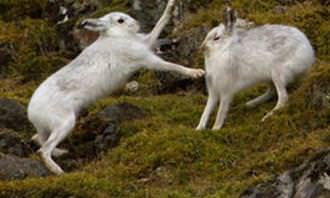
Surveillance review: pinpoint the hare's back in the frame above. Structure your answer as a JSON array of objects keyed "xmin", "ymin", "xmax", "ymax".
[{"xmin": 242, "ymin": 25, "xmax": 310, "ymax": 53}]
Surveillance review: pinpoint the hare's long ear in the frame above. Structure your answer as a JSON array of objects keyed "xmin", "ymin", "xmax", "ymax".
[{"xmin": 223, "ymin": 7, "xmax": 237, "ymax": 34}]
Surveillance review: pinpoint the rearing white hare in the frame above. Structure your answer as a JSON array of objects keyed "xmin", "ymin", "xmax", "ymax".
[
  {"xmin": 196, "ymin": 7, "xmax": 315, "ymax": 131},
  {"xmin": 28, "ymin": 0, "xmax": 204, "ymax": 175}
]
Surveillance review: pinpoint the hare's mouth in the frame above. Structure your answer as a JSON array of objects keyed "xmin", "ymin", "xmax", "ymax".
[{"xmin": 80, "ymin": 19, "xmax": 107, "ymax": 32}]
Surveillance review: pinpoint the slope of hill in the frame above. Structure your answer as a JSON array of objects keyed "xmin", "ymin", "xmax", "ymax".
[{"xmin": 0, "ymin": 0, "xmax": 329, "ymax": 197}]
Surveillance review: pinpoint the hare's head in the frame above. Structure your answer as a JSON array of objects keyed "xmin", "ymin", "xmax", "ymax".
[
  {"xmin": 80, "ymin": 12, "xmax": 140, "ymax": 36},
  {"xmin": 200, "ymin": 7, "xmax": 238, "ymax": 52}
]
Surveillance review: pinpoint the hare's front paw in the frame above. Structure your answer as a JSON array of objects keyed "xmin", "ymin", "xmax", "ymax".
[{"xmin": 187, "ymin": 68, "xmax": 205, "ymax": 78}]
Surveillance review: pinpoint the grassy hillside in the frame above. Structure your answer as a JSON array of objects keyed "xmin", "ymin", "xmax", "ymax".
[{"xmin": 0, "ymin": 0, "xmax": 329, "ymax": 197}]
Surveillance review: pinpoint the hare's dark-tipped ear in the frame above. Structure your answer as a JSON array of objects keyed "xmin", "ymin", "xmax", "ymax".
[{"xmin": 223, "ymin": 7, "xmax": 237, "ymax": 33}]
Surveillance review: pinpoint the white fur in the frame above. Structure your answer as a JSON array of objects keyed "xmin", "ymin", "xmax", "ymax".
[
  {"xmin": 28, "ymin": 0, "xmax": 204, "ymax": 175},
  {"xmin": 196, "ymin": 11, "xmax": 315, "ymax": 131}
]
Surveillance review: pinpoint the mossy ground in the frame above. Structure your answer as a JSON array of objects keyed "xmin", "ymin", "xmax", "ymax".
[
  {"xmin": 0, "ymin": 0, "xmax": 329, "ymax": 197},
  {"xmin": 0, "ymin": 61, "xmax": 329, "ymax": 197}
]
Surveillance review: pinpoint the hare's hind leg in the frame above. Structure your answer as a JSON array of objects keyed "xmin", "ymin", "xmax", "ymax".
[
  {"xmin": 38, "ymin": 113, "xmax": 76, "ymax": 175},
  {"xmin": 32, "ymin": 130, "xmax": 68, "ymax": 157},
  {"xmin": 246, "ymin": 85, "xmax": 276, "ymax": 108},
  {"xmin": 31, "ymin": 129, "xmax": 49, "ymax": 146},
  {"xmin": 261, "ymin": 72, "xmax": 288, "ymax": 122}
]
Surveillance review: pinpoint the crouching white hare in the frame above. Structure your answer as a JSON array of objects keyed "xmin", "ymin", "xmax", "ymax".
[
  {"xmin": 196, "ymin": 7, "xmax": 315, "ymax": 131},
  {"xmin": 28, "ymin": 0, "xmax": 204, "ymax": 175}
]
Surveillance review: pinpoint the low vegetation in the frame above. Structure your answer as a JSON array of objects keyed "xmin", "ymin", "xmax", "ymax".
[{"xmin": 0, "ymin": 0, "xmax": 329, "ymax": 197}]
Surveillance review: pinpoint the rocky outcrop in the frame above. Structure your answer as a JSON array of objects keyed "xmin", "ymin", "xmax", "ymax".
[
  {"xmin": 129, "ymin": 0, "xmax": 170, "ymax": 32},
  {"xmin": 127, "ymin": 0, "xmax": 210, "ymax": 93},
  {"xmin": 155, "ymin": 26, "xmax": 208, "ymax": 93},
  {"xmin": 44, "ymin": 0, "xmax": 104, "ymax": 54},
  {"xmin": 62, "ymin": 102, "xmax": 147, "ymax": 170},
  {"xmin": 45, "ymin": 0, "xmax": 103, "ymax": 23},
  {"xmin": 98, "ymin": 102, "xmax": 147, "ymax": 123},
  {"xmin": 241, "ymin": 149, "xmax": 330, "ymax": 198},
  {"xmin": 0, "ymin": 154, "xmax": 50, "ymax": 181},
  {"xmin": 78, "ymin": 102, "xmax": 147, "ymax": 153},
  {"xmin": 319, "ymin": 0, "xmax": 330, "ymax": 5},
  {"xmin": 0, "ymin": 125, "xmax": 49, "ymax": 181},
  {"xmin": 0, "ymin": 102, "xmax": 147, "ymax": 176},
  {"xmin": 0, "ymin": 98, "xmax": 31, "ymax": 131},
  {"xmin": 166, "ymin": 26, "xmax": 208, "ymax": 65},
  {"xmin": 82, "ymin": 102, "xmax": 147, "ymax": 152},
  {"xmin": 129, "ymin": 0, "xmax": 211, "ymax": 32},
  {"xmin": 0, "ymin": 129, "xmax": 33, "ymax": 157}
]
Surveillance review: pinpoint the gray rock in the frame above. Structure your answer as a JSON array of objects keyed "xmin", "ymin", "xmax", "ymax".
[
  {"xmin": 94, "ymin": 122, "xmax": 120, "ymax": 151},
  {"xmin": 45, "ymin": 0, "xmax": 104, "ymax": 53},
  {"xmin": 166, "ymin": 26, "xmax": 208, "ymax": 65},
  {"xmin": 129, "ymin": 0, "xmax": 170, "ymax": 33},
  {"xmin": 98, "ymin": 102, "xmax": 147, "ymax": 123},
  {"xmin": 0, "ymin": 154, "xmax": 50, "ymax": 181},
  {"xmin": 311, "ymin": 84, "xmax": 330, "ymax": 110},
  {"xmin": 129, "ymin": 0, "xmax": 211, "ymax": 34},
  {"xmin": 0, "ymin": 129, "xmax": 33, "ymax": 157},
  {"xmin": 93, "ymin": 103, "xmax": 146, "ymax": 151},
  {"xmin": 95, "ymin": 102, "xmax": 146, "ymax": 148},
  {"xmin": 0, "ymin": 98, "xmax": 31, "ymax": 131},
  {"xmin": 62, "ymin": 0, "xmax": 103, "ymax": 50},
  {"xmin": 240, "ymin": 149, "xmax": 330, "ymax": 198},
  {"xmin": 45, "ymin": 0, "xmax": 102, "ymax": 22},
  {"xmin": 71, "ymin": 102, "xmax": 147, "ymax": 158},
  {"xmin": 155, "ymin": 26, "xmax": 209, "ymax": 93},
  {"xmin": 319, "ymin": 0, "xmax": 330, "ymax": 5}
]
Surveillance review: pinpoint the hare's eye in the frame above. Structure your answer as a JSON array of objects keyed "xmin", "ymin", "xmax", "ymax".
[
  {"xmin": 118, "ymin": 18, "xmax": 125, "ymax": 24},
  {"xmin": 214, "ymin": 36, "xmax": 221, "ymax": 41}
]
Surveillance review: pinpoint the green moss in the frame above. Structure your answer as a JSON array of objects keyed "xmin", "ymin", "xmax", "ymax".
[
  {"xmin": 0, "ymin": 78, "xmax": 37, "ymax": 104},
  {"xmin": 89, "ymin": 0, "xmax": 130, "ymax": 18},
  {"xmin": 11, "ymin": 54, "xmax": 69, "ymax": 80},
  {"xmin": 1, "ymin": 58, "xmax": 329, "ymax": 196},
  {"xmin": 0, "ymin": 0, "xmax": 48, "ymax": 20},
  {"xmin": 0, "ymin": 18, "xmax": 64, "ymax": 80}
]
